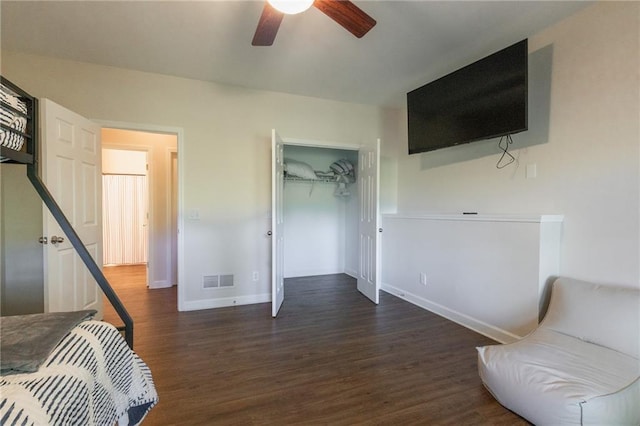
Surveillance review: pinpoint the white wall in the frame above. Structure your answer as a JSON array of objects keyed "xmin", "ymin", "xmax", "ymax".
[
  {"xmin": 0, "ymin": 51, "xmax": 382, "ymax": 311},
  {"xmin": 381, "ymin": 1, "xmax": 639, "ymax": 339},
  {"xmin": 103, "ymin": 148, "xmax": 147, "ymax": 175},
  {"xmin": 382, "ymin": 214, "xmax": 562, "ymax": 342},
  {"xmin": 0, "ymin": 164, "xmax": 44, "ymax": 315},
  {"xmin": 282, "ymin": 145, "xmax": 358, "ymax": 278},
  {"xmin": 386, "ymin": 2, "xmax": 639, "ymax": 289}
]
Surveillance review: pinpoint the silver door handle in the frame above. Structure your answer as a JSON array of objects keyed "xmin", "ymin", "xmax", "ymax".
[
  {"xmin": 51, "ymin": 235, "xmax": 65, "ymax": 244},
  {"xmin": 267, "ymin": 231, "xmax": 273, "ymax": 236},
  {"xmin": 39, "ymin": 236, "xmax": 48, "ymax": 244}
]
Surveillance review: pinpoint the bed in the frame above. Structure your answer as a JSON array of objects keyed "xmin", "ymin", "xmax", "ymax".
[
  {"xmin": 1, "ymin": 313, "xmax": 158, "ymax": 425},
  {"xmin": 1, "ymin": 78, "xmax": 157, "ymax": 424}
]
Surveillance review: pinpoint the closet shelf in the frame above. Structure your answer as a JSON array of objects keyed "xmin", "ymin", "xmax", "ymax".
[{"xmin": 284, "ymin": 176, "xmax": 338, "ymax": 184}]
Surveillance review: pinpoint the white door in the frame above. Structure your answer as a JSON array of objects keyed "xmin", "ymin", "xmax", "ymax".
[
  {"xmin": 271, "ymin": 129, "xmax": 285, "ymax": 316},
  {"xmin": 41, "ymin": 99, "xmax": 103, "ymax": 316},
  {"xmin": 357, "ymin": 139, "xmax": 381, "ymax": 304}
]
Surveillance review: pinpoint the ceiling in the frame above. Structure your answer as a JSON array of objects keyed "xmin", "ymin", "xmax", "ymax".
[{"xmin": 1, "ymin": 1, "xmax": 590, "ymax": 107}]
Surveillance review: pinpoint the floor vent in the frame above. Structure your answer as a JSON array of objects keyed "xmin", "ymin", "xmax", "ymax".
[{"xmin": 203, "ymin": 274, "xmax": 235, "ymax": 289}]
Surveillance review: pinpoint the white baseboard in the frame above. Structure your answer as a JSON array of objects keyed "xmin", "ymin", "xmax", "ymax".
[
  {"xmin": 285, "ymin": 268, "xmax": 345, "ymax": 278},
  {"xmin": 344, "ymin": 268, "xmax": 358, "ymax": 279},
  {"xmin": 181, "ymin": 293, "xmax": 271, "ymax": 311},
  {"xmin": 149, "ymin": 280, "xmax": 172, "ymax": 289},
  {"xmin": 381, "ymin": 282, "xmax": 520, "ymax": 344},
  {"xmin": 285, "ymin": 269, "xmax": 358, "ymax": 278}
]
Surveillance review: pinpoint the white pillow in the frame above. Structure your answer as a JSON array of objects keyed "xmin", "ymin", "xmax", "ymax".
[{"xmin": 284, "ymin": 159, "xmax": 317, "ymax": 180}]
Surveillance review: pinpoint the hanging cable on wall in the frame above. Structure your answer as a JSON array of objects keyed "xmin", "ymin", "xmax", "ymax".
[{"xmin": 496, "ymin": 134, "xmax": 516, "ymax": 169}]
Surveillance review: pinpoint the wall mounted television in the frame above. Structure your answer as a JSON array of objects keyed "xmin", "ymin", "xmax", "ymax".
[{"xmin": 407, "ymin": 39, "xmax": 528, "ymax": 154}]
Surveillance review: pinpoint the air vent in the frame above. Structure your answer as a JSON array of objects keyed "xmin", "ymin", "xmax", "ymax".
[
  {"xmin": 203, "ymin": 274, "xmax": 235, "ymax": 289},
  {"xmin": 220, "ymin": 274, "xmax": 234, "ymax": 288},
  {"xmin": 203, "ymin": 275, "xmax": 219, "ymax": 288}
]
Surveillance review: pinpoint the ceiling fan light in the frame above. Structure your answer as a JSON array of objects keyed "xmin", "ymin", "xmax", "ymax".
[{"xmin": 268, "ymin": 0, "xmax": 314, "ymax": 15}]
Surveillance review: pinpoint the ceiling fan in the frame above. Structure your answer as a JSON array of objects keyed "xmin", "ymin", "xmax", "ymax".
[{"xmin": 252, "ymin": 0, "xmax": 376, "ymax": 46}]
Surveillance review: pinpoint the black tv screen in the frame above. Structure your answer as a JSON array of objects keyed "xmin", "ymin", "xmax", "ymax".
[{"xmin": 407, "ymin": 39, "xmax": 528, "ymax": 154}]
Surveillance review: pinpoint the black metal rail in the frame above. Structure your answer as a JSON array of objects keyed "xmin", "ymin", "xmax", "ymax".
[
  {"xmin": 26, "ymin": 164, "xmax": 134, "ymax": 348},
  {"xmin": 2, "ymin": 77, "xmax": 134, "ymax": 348}
]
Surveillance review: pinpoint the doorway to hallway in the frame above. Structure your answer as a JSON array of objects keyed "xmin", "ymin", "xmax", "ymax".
[{"xmin": 102, "ymin": 128, "xmax": 178, "ymax": 289}]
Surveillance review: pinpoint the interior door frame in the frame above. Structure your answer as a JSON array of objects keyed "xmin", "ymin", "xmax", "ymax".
[
  {"xmin": 272, "ymin": 134, "xmax": 378, "ymax": 314},
  {"xmin": 168, "ymin": 148, "xmax": 178, "ymax": 287},
  {"xmin": 96, "ymin": 120, "xmax": 185, "ymax": 310}
]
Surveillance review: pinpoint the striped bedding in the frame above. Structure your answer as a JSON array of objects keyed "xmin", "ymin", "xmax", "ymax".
[
  {"xmin": 0, "ymin": 320, "xmax": 158, "ymax": 426},
  {"xmin": 0, "ymin": 85, "xmax": 29, "ymax": 155}
]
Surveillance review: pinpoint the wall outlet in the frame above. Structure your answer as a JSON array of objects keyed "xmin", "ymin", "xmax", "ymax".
[
  {"xmin": 526, "ymin": 163, "xmax": 537, "ymax": 179},
  {"xmin": 252, "ymin": 271, "xmax": 259, "ymax": 282},
  {"xmin": 420, "ymin": 272, "xmax": 427, "ymax": 286}
]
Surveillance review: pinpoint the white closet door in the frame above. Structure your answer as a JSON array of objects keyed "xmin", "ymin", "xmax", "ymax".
[
  {"xmin": 102, "ymin": 174, "xmax": 148, "ymax": 265},
  {"xmin": 357, "ymin": 140, "xmax": 380, "ymax": 304},
  {"xmin": 271, "ymin": 129, "xmax": 285, "ymax": 316}
]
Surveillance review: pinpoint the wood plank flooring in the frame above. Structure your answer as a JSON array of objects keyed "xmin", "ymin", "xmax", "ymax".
[{"xmin": 103, "ymin": 265, "xmax": 528, "ymax": 425}]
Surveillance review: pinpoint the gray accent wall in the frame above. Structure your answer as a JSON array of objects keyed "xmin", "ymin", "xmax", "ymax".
[{"xmin": 1, "ymin": 163, "xmax": 44, "ymax": 315}]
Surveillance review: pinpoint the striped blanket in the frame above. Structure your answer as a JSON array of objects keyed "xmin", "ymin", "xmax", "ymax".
[
  {"xmin": 0, "ymin": 85, "xmax": 28, "ymax": 153},
  {"xmin": 0, "ymin": 321, "xmax": 158, "ymax": 426}
]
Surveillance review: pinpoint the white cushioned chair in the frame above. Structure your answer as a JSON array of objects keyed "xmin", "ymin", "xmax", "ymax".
[{"xmin": 477, "ymin": 277, "xmax": 640, "ymax": 425}]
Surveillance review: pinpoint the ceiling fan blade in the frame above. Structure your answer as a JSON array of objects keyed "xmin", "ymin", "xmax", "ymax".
[
  {"xmin": 252, "ymin": 3, "xmax": 284, "ymax": 46},
  {"xmin": 313, "ymin": 0, "xmax": 376, "ymax": 38}
]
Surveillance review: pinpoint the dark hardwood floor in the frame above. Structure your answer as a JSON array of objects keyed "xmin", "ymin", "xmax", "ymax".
[{"xmin": 103, "ymin": 265, "xmax": 527, "ymax": 425}]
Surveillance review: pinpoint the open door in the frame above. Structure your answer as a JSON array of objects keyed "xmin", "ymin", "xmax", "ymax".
[
  {"xmin": 41, "ymin": 99, "xmax": 104, "ymax": 316},
  {"xmin": 271, "ymin": 129, "xmax": 285, "ymax": 317},
  {"xmin": 357, "ymin": 139, "xmax": 380, "ymax": 304}
]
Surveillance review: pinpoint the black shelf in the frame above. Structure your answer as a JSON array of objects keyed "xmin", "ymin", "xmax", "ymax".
[
  {"xmin": 1, "ymin": 77, "xmax": 36, "ymax": 165},
  {"xmin": 1, "ymin": 145, "xmax": 33, "ymax": 163}
]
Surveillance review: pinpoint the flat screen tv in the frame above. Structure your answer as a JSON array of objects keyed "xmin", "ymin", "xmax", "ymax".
[{"xmin": 407, "ymin": 39, "xmax": 528, "ymax": 154}]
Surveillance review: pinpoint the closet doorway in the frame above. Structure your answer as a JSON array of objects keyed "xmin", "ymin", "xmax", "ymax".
[
  {"xmin": 101, "ymin": 128, "xmax": 178, "ymax": 290},
  {"xmin": 102, "ymin": 148, "xmax": 149, "ymax": 273},
  {"xmin": 271, "ymin": 130, "xmax": 380, "ymax": 317}
]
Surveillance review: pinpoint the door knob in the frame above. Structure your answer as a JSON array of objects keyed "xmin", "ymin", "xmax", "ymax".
[
  {"xmin": 39, "ymin": 236, "xmax": 48, "ymax": 244},
  {"xmin": 267, "ymin": 231, "xmax": 273, "ymax": 236},
  {"xmin": 51, "ymin": 235, "xmax": 65, "ymax": 244}
]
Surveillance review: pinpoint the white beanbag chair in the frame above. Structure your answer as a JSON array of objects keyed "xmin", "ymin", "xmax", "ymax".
[{"xmin": 477, "ymin": 277, "xmax": 640, "ymax": 425}]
